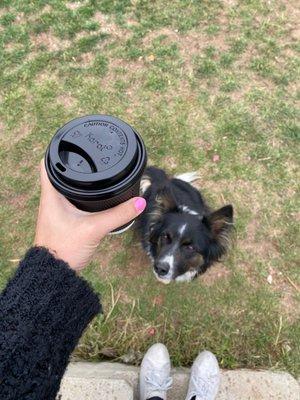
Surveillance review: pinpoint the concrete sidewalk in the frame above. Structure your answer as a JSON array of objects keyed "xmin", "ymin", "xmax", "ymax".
[{"xmin": 59, "ymin": 362, "xmax": 300, "ymax": 400}]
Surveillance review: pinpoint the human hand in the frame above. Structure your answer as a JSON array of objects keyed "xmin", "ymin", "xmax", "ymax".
[{"xmin": 34, "ymin": 161, "xmax": 146, "ymax": 271}]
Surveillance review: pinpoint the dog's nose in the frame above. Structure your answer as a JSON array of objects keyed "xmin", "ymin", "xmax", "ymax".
[{"xmin": 155, "ymin": 262, "xmax": 170, "ymax": 276}]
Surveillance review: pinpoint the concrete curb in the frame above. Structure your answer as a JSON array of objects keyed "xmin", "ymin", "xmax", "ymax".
[{"xmin": 59, "ymin": 362, "xmax": 300, "ymax": 400}]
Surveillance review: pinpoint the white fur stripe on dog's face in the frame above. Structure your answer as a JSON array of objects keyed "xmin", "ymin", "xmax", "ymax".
[
  {"xmin": 160, "ymin": 253, "xmax": 174, "ymax": 281},
  {"xmin": 161, "ymin": 253, "xmax": 174, "ymax": 267},
  {"xmin": 178, "ymin": 223, "xmax": 187, "ymax": 236},
  {"xmin": 155, "ymin": 250, "xmax": 176, "ymax": 282}
]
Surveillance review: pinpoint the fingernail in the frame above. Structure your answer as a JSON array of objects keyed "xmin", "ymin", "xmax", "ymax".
[{"xmin": 134, "ymin": 197, "xmax": 146, "ymax": 212}]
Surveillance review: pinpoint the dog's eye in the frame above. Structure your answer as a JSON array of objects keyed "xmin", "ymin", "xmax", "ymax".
[
  {"xmin": 161, "ymin": 232, "xmax": 172, "ymax": 244},
  {"xmin": 182, "ymin": 242, "xmax": 194, "ymax": 251}
]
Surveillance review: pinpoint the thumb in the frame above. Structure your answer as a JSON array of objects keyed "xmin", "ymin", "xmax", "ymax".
[{"xmin": 92, "ymin": 197, "xmax": 147, "ymax": 234}]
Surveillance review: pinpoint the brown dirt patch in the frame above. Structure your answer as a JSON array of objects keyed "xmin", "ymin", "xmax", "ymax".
[
  {"xmin": 34, "ymin": 70, "xmax": 60, "ymax": 85},
  {"xmin": 94, "ymin": 235, "xmax": 150, "ymax": 280},
  {"xmin": 282, "ymin": 0, "xmax": 300, "ymax": 37},
  {"xmin": 93, "ymin": 12, "xmax": 131, "ymax": 38},
  {"xmin": 118, "ymin": 288, "xmax": 134, "ymax": 305},
  {"xmin": 109, "ymin": 57, "xmax": 145, "ymax": 73},
  {"xmin": 290, "ymin": 27, "xmax": 300, "ymax": 40},
  {"xmin": 201, "ymin": 262, "xmax": 231, "ymax": 286},
  {"xmin": 162, "ymin": 156, "xmax": 178, "ymax": 170},
  {"xmin": 7, "ymin": 193, "xmax": 29, "ymax": 210},
  {"xmin": 14, "ymin": 12, "xmax": 25, "ymax": 23},
  {"xmin": 125, "ymin": 245, "xmax": 150, "ymax": 278},
  {"xmin": 1, "ymin": 122, "xmax": 33, "ymax": 146},
  {"xmin": 79, "ymin": 51, "xmax": 95, "ymax": 66},
  {"xmin": 230, "ymin": 73, "xmax": 276, "ymax": 103},
  {"xmin": 141, "ymin": 29, "xmax": 229, "ymax": 100},
  {"xmin": 192, "ymin": 137, "xmax": 214, "ymax": 152},
  {"xmin": 100, "ymin": 57, "xmax": 145, "ymax": 96},
  {"xmin": 0, "ymin": 120, "xmax": 4, "ymax": 138},
  {"xmin": 222, "ymin": 0, "xmax": 238, "ymax": 5},
  {"xmin": 153, "ymin": 294, "xmax": 165, "ymax": 306},
  {"xmin": 0, "ymin": 8, "xmax": 8, "ymax": 18},
  {"xmin": 126, "ymin": 18, "xmax": 139, "ymax": 28},
  {"xmin": 267, "ymin": 266, "xmax": 300, "ymax": 323},
  {"xmin": 4, "ymin": 42, "xmax": 24, "ymax": 52},
  {"xmin": 238, "ymin": 220, "xmax": 281, "ymax": 291},
  {"xmin": 142, "ymin": 27, "xmax": 229, "ymax": 54},
  {"xmin": 56, "ymin": 93, "xmax": 76, "ymax": 109},
  {"xmin": 41, "ymin": 4, "xmax": 52, "ymax": 13},
  {"xmin": 65, "ymin": 2, "xmax": 84, "ymax": 10},
  {"xmin": 193, "ymin": 178, "xmax": 264, "ymax": 212},
  {"xmin": 142, "ymin": 28, "xmax": 229, "ymax": 69},
  {"xmin": 239, "ymin": 217, "xmax": 279, "ymax": 260},
  {"xmin": 30, "ymin": 32, "xmax": 70, "ymax": 51},
  {"xmin": 94, "ymin": 236, "xmax": 123, "ymax": 272}
]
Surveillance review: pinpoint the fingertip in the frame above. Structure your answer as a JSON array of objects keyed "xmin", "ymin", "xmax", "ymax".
[
  {"xmin": 134, "ymin": 197, "xmax": 146, "ymax": 213},
  {"xmin": 93, "ymin": 197, "xmax": 147, "ymax": 234}
]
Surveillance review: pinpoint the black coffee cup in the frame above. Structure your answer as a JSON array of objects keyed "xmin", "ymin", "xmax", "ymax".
[{"xmin": 45, "ymin": 115, "xmax": 147, "ymax": 233}]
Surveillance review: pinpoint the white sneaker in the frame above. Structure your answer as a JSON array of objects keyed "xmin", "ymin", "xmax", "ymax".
[
  {"xmin": 139, "ymin": 343, "xmax": 173, "ymax": 400},
  {"xmin": 185, "ymin": 351, "xmax": 220, "ymax": 400}
]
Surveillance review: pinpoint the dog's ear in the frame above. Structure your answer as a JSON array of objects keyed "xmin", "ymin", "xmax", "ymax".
[
  {"xmin": 207, "ymin": 205, "xmax": 233, "ymax": 236},
  {"xmin": 156, "ymin": 185, "xmax": 178, "ymax": 213},
  {"xmin": 203, "ymin": 205, "xmax": 234, "ymax": 259}
]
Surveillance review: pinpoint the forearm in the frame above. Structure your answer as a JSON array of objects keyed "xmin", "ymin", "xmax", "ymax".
[{"xmin": 0, "ymin": 247, "xmax": 101, "ymax": 400}]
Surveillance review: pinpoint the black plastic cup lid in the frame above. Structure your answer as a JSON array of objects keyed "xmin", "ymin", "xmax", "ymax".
[{"xmin": 45, "ymin": 115, "xmax": 146, "ymax": 200}]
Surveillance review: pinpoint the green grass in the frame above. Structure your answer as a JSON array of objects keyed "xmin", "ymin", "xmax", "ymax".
[{"xmin": 0, "ymin": 0, "xmax": 299, "ymax": 377}]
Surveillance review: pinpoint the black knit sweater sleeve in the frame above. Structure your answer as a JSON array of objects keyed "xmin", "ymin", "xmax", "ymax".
[{"xmin": 0, "ymin": 247, "xmax": 101, "ymax": 400}]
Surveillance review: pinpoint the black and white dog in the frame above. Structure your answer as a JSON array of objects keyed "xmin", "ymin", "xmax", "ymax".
[{"xmin": 136, "ymin": 166, "xmax": 234, "ymax": 283}]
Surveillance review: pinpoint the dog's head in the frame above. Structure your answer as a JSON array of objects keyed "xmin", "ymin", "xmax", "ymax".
[{"xmin": 148, "ymin": 187, "xmax": 234, "ymax": 283}]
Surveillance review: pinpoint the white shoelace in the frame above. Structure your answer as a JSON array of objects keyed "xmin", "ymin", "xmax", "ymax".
[{"xmin": 145, "ymin": 370, "xmax": 173, "ymax": 392}]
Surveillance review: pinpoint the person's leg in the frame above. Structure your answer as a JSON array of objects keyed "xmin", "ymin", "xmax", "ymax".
[
  {"xmin": 184, "ymin": 351, "xmax": 220, "ymax": 400},
  {"xmin": 139, "ymin": 343, "xmax": 173, "ymax": 400}
]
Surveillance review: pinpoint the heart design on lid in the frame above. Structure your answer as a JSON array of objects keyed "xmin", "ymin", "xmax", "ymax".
[{"xmin": 101, "ymin": 157, "xmax": 110, "ymax": 164}]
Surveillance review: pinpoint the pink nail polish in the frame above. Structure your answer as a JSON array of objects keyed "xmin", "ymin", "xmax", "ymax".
[{"xmin": 135, "ymin": 197, "xmax": 146, "ymax": 212}]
